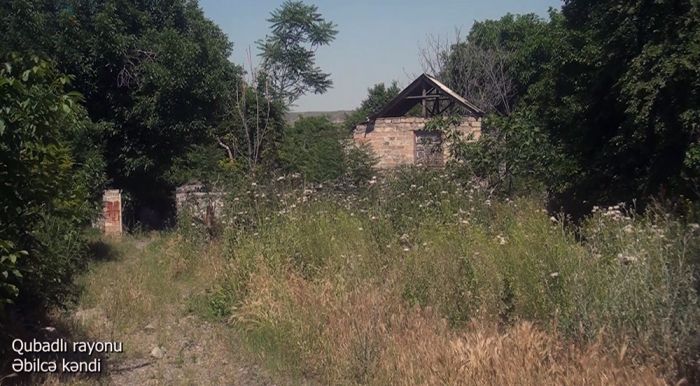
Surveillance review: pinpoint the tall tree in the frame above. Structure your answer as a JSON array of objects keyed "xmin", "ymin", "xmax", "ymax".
[
  {"xmin": 257, "ymin": 0, "xmax": 338, "ymax": 107},
  {"xmin": 419, "ymin": 11, "xmax": 562, "ymax": 115}
]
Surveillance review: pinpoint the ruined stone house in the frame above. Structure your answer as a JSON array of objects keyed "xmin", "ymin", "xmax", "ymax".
[{"xmin": 353, "ymin": 74, "xmax": 484, "ymax": 168}]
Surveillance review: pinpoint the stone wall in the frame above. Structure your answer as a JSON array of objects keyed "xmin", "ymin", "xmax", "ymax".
[
  {"xmin": 353, "ymin": 116, "xmax": 481, "ymax": 168},
  {"xmin": 175, "ymin": 184, "xmax": 227, "ymax": 220}
]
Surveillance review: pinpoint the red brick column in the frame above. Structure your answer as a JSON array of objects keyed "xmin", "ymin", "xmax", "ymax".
[{"xmin": 102, "ymin": 190, "xmax": 122, "ymax": 237}]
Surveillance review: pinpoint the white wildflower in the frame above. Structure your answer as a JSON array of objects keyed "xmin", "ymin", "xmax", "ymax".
[{"xmin": 617, "ymin": 253, "xmax": 638, "ymax": 265}]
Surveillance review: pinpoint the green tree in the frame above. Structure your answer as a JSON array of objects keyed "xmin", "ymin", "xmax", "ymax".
[
  {"xmin": 257, "ymin": 0, "xmax": 339, "ymax": 106},
  {"xmin": 0, "ymin": 0, "xmax": 242, "ymax": 224},
  {"xmin": 467, "ymin": 10, "xmax": 563, "ymax": 98},
  {"xmin": 528, "ymin": 0, "xmax": 700, "ymax": 211},
  {"xmin": 420, "ymin": 11, "xmax": 562, "ymax": 115},
  {"xmin": 280, "ymin": 115, "xmax": 345, "ymax": 182},
  {"xmin": 343, "ymin": 81, "xmax": 401, "ymax": 129},
  {"xmin": 212, "ymin": 79, "xmax": 287, "ymax": 178}
]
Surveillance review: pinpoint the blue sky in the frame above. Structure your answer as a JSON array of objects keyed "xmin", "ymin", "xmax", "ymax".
[{"xmin": 198, "ymin": 0, "xmax": 562, "ymax": 112}]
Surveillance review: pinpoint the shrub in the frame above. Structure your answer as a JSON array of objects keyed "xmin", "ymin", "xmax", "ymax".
[
  {"xmin": 279, "ymin": 116, "xmax": 346, "ymax": 182},
  {"xmin": 0, "ymin": 54, "xmax": 105, "ymax": 310}
]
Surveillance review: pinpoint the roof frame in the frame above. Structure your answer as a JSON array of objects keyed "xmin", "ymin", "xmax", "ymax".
[{"xmin": 368, "ymin": 74, "xmax": 484, "ymax": 121}]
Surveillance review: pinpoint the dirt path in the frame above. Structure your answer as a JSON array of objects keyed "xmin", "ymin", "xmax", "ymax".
[
  {"xmin": 50, "ymin": 236, "xmax": 309, "ymax": 386},
  {"xmin": 104, "ymin": 312, "xmax": 275, "ymax": 385}
]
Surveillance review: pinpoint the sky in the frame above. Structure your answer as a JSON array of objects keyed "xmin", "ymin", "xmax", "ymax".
[{"xmin": 198, "ymin": 0, "xmax": 562, "ymax": 112}]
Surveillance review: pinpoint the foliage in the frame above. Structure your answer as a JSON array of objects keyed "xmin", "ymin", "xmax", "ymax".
[
  {"xmin": 420, "ymin": 12, "xmax": 561, "ymax": 115},
  {"xmin": 0, "ymin": 241, "xmax": 24, "ymax": 309},
  {"xmin": 343, "ymin": 142, "xmax": 379, "ymax": 186},
  {"xmin": 280, "ymin": 116, "xmax": 345, "ymax": 182},
  {"xmin": 213, "ymin": 79, "xmax": 287, "ymax": 178},
  {"xmin": 467, "ymin": 10, "xmax": 563, "ymax": 100},
  {"xmin": 0, "ymin": 54, "xmax": 104, "ymax": 308},
  {"xmin": 343, "ymin": 81, "xmax": 401, "ymax": 129},
  {"xmin": 0, "ymin": 0, "xmax": 243, "ymax": 220},
  {"xmin": 442, "ymin": 110, "xmax": 573, "ymax": 197},
  {"xmin": 524, "ymin": 0, "xmax": 700, "ymax": 211},
  {"xmin": 257, "ymin": 0, "xmax": 338, "ymax": 106},
  {"xmin": 165, "ymin": 144, "xmax": 240, "ymax": 189},
  {"xmin": 430, "ymin": 2, "xmax": 700, "ymax": 216}
]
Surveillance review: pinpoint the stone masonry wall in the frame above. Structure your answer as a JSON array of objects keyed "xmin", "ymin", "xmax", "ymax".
[
  {"xmin": 175, "ymin": 184, "xmax": 227, "ymax": 221},
  {"xmin": 353, "ymin": 116, "xmax": 481, "ymax": 168}
]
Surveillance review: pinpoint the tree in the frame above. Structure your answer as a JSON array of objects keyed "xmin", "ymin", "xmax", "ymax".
[
  {"xmin": 418, "ymin": 11, "xmax": 569, "ymax": 196},
  {"xmin": 0, "ymin": 0, "xmax": 243, "ymax": 224},
  {"xmin": 212, "ymin": 53, "xmax": 286, "ymax": 178},
  {"xmin": 343, "ymin": 81, "xmax": 401, "ymax": 129},
  {"xmin": 257, "ymin": 0, "xmax": 338, "ymax": 107},
  {"xmin": 420, "ymin": 32, "xmax": 515, "ymax": 115},
  {"xmin": 528, "ymin": 0, "xmax": 700, "ymax": 212},
  {"xmin": 280, "ymin": 116, "xmax": 345, "ymax": 182},
  {"xmin": 419, "ymin": 12, "xmax": 561, "ymax": 115},
  {"xmin": 468, "ymin": 11, "xmax": 562, "ymax": 97}
]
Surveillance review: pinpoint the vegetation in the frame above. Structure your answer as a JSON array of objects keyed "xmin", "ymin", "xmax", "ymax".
[
  {"xmin": 168, "ymin": 169, "xmax": 696, "ymax": 384},
  {"xmin": 2, "ymin": 0, "xmax": 700, "ymax": 384},
  {"xmin": 279, "ymin": 116, "xmax": 346, "ymax": 182},
  {"xmin": 342, "ymin": 82, "xmax": 401, "ymax": 129},
  {"xmin": 423, "ymin": 3, "xmax": 700, "ymax": 215},
  {"xmin": 257, "ymin": 0, "xmax": 339, "ymax": 107},
  {"xmin": 0, "ymin": 54, "xmax": 105, "ymax": 310}
]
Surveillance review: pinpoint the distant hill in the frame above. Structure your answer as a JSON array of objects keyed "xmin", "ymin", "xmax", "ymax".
[{"xmin": 286, "ymin": 110, "xmax": 351, "ymax": 125}]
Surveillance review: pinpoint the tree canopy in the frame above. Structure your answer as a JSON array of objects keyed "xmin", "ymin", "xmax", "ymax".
[
  {"xmin": 343, "ymin": 81, "xmax": 401, "ymax": 129},
  {"xmin": 1, "ymin": 0, "xmax": 243, "ymax": 223},
  {"xmin": 435, "ymin": 1, "xmax": 700, "ymax": 215},
  {"xmin": 257, "ymin": 0, "xmax": 338, "ymax": 107}
]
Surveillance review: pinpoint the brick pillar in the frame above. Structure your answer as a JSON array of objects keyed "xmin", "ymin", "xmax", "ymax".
[{"xmin": 102, "ymin": 189, "xmax": 122, "ymax": 237}]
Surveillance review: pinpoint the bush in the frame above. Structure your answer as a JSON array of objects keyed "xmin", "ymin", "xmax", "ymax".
[
  {"xmin": 0, "ymin": 54, "xmax": 105, "ymax": 310},
  {"xmin": 279, "ymin": 116, "xmax": 346, "ymax": 182}
]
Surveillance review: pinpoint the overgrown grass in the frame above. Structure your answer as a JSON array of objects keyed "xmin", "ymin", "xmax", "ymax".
[{"xmin": 173, "ymin": 167, "xmax": 700, "ymax": 385}]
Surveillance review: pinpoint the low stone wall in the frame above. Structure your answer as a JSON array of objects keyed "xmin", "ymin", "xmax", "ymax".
[
  {"xmin": 353, "ymin": 116, "xmax": 481, "ymax": 168},
  {"xmin": 175, "ymin": 184, "xmax": 227, "ymax": 220}
]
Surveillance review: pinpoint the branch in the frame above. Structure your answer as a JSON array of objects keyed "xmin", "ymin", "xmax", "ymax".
[{"xmin": 216, "ymin": 137, "xmax": 234, "ymax": 160}]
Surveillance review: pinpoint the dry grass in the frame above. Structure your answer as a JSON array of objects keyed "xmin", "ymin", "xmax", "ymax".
[
  {"xmin": 13, "ymin": 233, "xmax": 291, "ymax": 386},
  {"xmin": 229, "ymin": 266, "xmax": 667, "ymax": 385},
  {"xmin": 17, "ymin": 169, "xmax": 699, "ymax": 385},
  {"xmin": 192, "ymin": 169, "xmax": 700, "ymax": 385}
]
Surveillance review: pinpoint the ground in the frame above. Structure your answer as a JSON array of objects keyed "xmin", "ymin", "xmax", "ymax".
[{"xmin": 28, "ymin": 235, "xmax": 314, "ymax": 386}]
